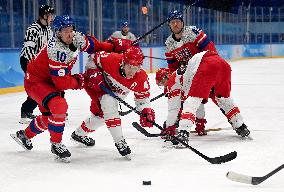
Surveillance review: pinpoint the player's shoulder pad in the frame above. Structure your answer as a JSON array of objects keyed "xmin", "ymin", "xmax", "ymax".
[
  {"xmin": 111, "ymin": 31, "xmax": 121, "ymax": 37},
  {"xmin": 165, "ymin": 35, "xmax": 175, "ymax": 52},
  {"xmin": 183, "ymin": 26, "xmax": 203, "ymax": 41},
  {"xmin": 132, "ymin": 70, "xmax": 150, "ymax": 92},
  {"xmin": 95, "ymin": 51, "xmax": 122, "ymax": 68},
  {"xmin": 97, "ymin": 51, "xmax": 122, "ymax": 61}
]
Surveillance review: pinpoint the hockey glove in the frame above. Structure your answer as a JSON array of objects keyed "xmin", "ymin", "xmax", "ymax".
[
  {"xmin": 140, "ymin": 108, "xmax": 155, "ymax": 128},
  {"xmin": 110, "ymin": 37, "xmax": 133, "ymax": 53},
  {"xmin": 85, "ymin": 69, "xmax": 106, "ymax": 92},
  {"xmin": 73, "ymin": 73, "xmax": 85, "ymax": 89}
]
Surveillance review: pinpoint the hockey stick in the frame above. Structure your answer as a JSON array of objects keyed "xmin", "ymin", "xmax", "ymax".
[
  {"xmin": 119, "ymin": 93, "xmax": 165, "ymax": 116},
  {"xmin": 144, "ymin": 55, "xmax": 167, "ymax": 61},
  {"xmin": 133, "ymin": 123, "xmax": 231, "ymax": 138},
  {"xmin": 100, "ymin": 84, "xmax": 237, "ymax": 164},
  {"xmin": 132, "ymin": 0, "xmax": 199, "ymax": 45},
  {"xmin": 226, "ymin": 164, "xmax": 284, "ymax": 185}
]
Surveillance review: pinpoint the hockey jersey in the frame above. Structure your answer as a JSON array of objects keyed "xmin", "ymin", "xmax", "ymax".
[
  {"xmin": 165, "ymin": 26, "xmax": 217, "ymax": 72},
  {"xmin": 26, "ymin": 32, "xmax": 112, "ymax": 91},
  {"xmin": 86, "ymin": 51, "xmax": 151, "ymax": 111}
]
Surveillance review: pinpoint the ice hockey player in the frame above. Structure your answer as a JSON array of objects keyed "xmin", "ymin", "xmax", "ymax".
[
  {"xmin": 164, "ymin": 10, "xmax": 229, "ymax": 136},
  {"xmin": 155, "ymin": 51, "xmax": 250, "ymax": 147},
  {"xmin": 11, "ymin": 15, "xmax": 121, "ymax": 162},
  {"xmin": 110, "ymin": 21, "xmax": 136, "ymax": 41},
  {"xmin": 71, "ymin": 47, "xmax": 155, "ymax": 159}
]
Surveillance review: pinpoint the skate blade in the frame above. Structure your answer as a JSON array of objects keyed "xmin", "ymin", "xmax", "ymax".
[
  {"xmin": 239, "ymin": 135, "xmax": 253, "ymax": 141},
  {"xmin": 162, "ymin": 144, "xmax": 174, "ymax": 149},
  {"xmin": 162, "ymin": 142, "xmax": 178, "ymax": 149},
  {"xmin": 70, "ymin": 138, "xmax": 95, "ymax": 147},
  {"xmin": 124, "ymin": 154, "xmax": 131, "ymax": 161},
  {"xmin": 54, "ymin": 155, "xmax": 71, "ymax": 163},
  {"xmin": 243, "ymin": 135, "xmax": 253, "ymax": 140},
  {"xmin": 172, "ymin": 143, "xmax": 188, "ymax": 149},
  {"xmin": 19, "ymin": 118, "xmax": 32, "ymax": 124},
  {"xmin": 10, "ymin": 134, "xmax": 29, "ymax": 150}
]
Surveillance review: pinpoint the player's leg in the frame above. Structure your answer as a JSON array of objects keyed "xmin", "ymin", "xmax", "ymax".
[
  {"xmin": 215, "ymin": 97, "xmax": 250, "ymax": 137},
  {"xmin": 44, "ymin": 95, "xmax": 71, "ymax": 159},
  {"xmin": 72, "ymin": 114, "xmax": 104, "ymax": 146},
  {"xmin": 19, "ymin": 96, "xmax": 38, "ymax": 124},
  {"xmin": 214, "ymin": 58, "xmax": 250, "ymax": 137},
  {"xmin": 177, "ymin": 96, "xmax": 203, "ymax": 145},
  {"xmin": 195, "ymin": 103, "xmax": 207, "ymax": 136},
  {"xmin": 72, "ymin": 98, "xmax": 104, "ymax": 146},
  {"xmin": 100, "ymin": 94, "xmax": 131, "ymax": 157},
  {"xmin": 12, "ymin": 82, "xmax": 53, "ymax": 150}
]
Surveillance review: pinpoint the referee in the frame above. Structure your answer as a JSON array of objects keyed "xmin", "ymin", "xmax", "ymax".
[{"xmin": 19, "ymin": 5, "xmax": 54, "ymax": 124}]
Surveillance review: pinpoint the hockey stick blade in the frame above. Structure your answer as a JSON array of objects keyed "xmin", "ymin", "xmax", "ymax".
[
  {"xmin": 133, "ymin": 122, "xmax": 230, "ymax": 138},
  {"xmin": 132, "ymin": 122, "xmax": 237, "ymax": 164},
  {"xmin": 133, "ymin": 122, "xmax": 163, "ymax": 137},
  {"xmin": 226, "ymin": 164, "xmax": 284, "ymax": 185}
]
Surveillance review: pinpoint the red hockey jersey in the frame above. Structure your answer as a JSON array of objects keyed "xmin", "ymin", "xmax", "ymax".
[
  {"xmin": 25, "ymin": 32, "xmax": 113, "ymax": 91},
  {"xmin": 84, "ymin": 51, "xmax": 151, "ymax": 112}
]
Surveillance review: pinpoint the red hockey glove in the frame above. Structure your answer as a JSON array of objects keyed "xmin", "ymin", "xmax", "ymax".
[
  {"xmin": 140, "ymin": 108, "xmax": 155, "ymax": 128},
  {"xmin": 110, "ymin": 37, "xmax": 133, "ymax": 53},
  {"xmin": 85, "ymin": 69, "xmax": 106, "ymax": 92},
  {"xmin": 72, "ymin": 73, "xmax": 85, "ymax": 89}
]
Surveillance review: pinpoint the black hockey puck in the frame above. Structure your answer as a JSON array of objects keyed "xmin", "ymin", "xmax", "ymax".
[{"xmin": 143, "ymin": 181, "xmax": 151, "ymax": 185}]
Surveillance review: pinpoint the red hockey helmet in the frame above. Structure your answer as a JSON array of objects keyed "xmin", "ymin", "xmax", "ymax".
[
  {"xmin": 123, "ymin": 47, "xmax": 144, "ymax": 66},
  {"xmin": 155, "ymin": 68, "xmax": 170, "ymax": 85}
]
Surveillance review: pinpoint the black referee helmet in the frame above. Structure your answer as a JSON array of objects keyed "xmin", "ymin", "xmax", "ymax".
[{"xmin": 39, "ymin": 5, "xmax": 55, "ymax": 17}]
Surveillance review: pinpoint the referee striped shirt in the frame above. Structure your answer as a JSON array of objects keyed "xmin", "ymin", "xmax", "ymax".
[{"xmin": 20, "ymin": 20, "xmax": 53, "ymax": 62}]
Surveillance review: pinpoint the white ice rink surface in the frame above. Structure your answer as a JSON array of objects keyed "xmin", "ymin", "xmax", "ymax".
[{"xmin": 0, "ymin": 58, "xmax": 284, "ymax": 192}]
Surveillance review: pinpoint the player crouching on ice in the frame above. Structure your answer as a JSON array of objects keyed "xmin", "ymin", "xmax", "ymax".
[
  {"xmin": 11, "ymin": 15, "xmax": 120, "ymax": 162},
  {"xmin": 71, "ymin": 47, "xmax": 155, "ymax": 159},
  {"xmin": 155, "ymin": 51, "xmax": 250, "ymax": 147}
]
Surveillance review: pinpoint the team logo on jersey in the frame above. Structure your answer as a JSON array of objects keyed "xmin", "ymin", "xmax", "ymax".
[{"xmin": 58, "ymin": 69, "xmax": 66, "ymax": 76}]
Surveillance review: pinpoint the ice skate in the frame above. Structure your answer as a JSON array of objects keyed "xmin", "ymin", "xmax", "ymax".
[
  {"xmin": 234, "ymin": 123, "xmax": 252, "ymax": 139},
  {"xmin": 10, "ymin": 130, "xmax": 33, "ymax": 150},
  {"xmin": 71, "ymin": 131, "xmax": 95, "ymax": 146},
  {"xmin": 115, "ymin": 139, "xmax": 131, "ymax": 160},
  {"xmin": 162, "ymin": 135, "xmax": 179, "ymax": 148},
  {"xmin": 175, "ymin": 130, "xmax": 189, "ymax": 148},
  {"xmin": 51, "ymin": 142, "xmax": 71, "ymax": 163},
  {"xmin": 161, "ymin": 124, "xmax": 179, "ymax": 146},
  {"xmin": 162, "ymin": 137, "xmax": 179, "ymax": 149},
  {"xmin": 19, "ymin": 111, "xmax": 36, "ymax": 124}
]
